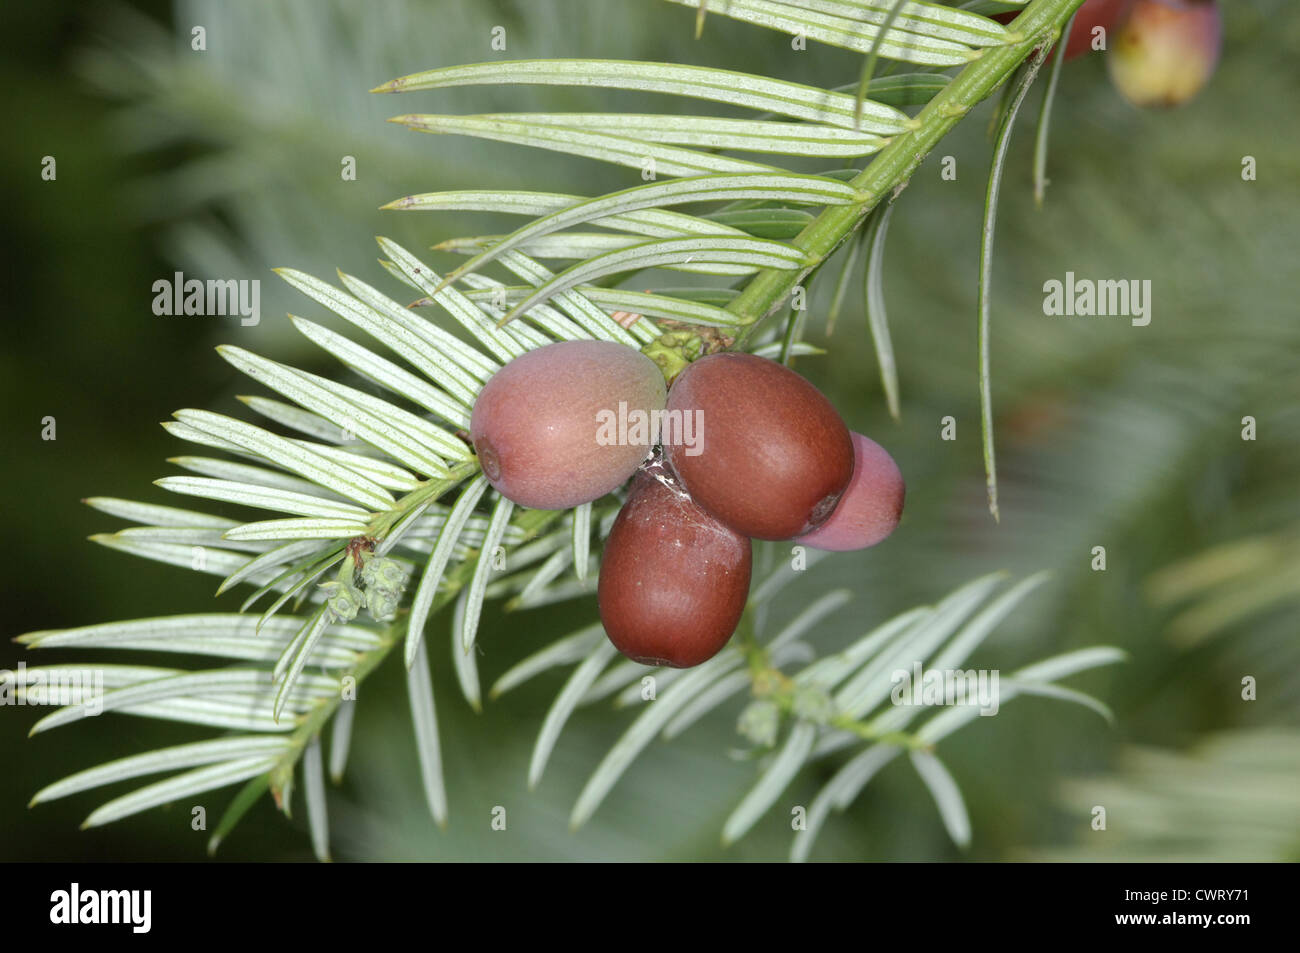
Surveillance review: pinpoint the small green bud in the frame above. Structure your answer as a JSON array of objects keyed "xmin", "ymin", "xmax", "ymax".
[
  {"xmin": 737, "ymin": 700, "xmax": 781, "ymax": 747},
  {"xmin": 641, "ymin": 331, "xmax": 704, "ymax": 385},
  {"xmin": 318, "ymin": 579, "xmax": 364, "ymax": 623},
  {"xmin": 360, "ymin": 555, "xmax": 406, "ymax": 592},
  {"xmin": 365, "ymin": 585, "xmax": 402, "ymax": 623},
  {"xmin": 791, "ymin": 685, "xmax": 834, "ymax": 724}
]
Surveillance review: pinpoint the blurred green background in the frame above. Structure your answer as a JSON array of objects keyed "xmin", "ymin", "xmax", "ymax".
[{"xmin": 2, "ymin": 0, "xmax": 1297, "ymax": 862}]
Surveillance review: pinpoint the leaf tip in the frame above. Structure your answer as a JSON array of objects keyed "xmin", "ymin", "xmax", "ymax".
[{"xmin": 403, "ymin": 640, "xmax": 421, "ymax": 671}]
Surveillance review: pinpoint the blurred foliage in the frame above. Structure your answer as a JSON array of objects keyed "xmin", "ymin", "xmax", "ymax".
[
  {"xmin": 2, "ymin": 0, "xmax": 1297, "ymax": 861},
  {"xmin": 1032, "ymin": 729, "xmax": 1300, "ymax": 862}
]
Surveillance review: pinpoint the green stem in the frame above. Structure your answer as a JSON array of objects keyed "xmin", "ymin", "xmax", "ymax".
[
  {"xmin": 829, "ymin": 714, "xmax": 929, "ymax": 751},
  {"xmin": 270, "ymin": 499, "xmax": 567, "ymax": 801},
  {"xmin": 741, "ymin": 635, "xmax": 928, "ymax": 751},
  {"xmin": 726, "ymin": 0, "xmax": 1085, "ymax": 345},
  {"xmin": 366, "ymin": 459, "xmax": 481, "ymax": 540}
]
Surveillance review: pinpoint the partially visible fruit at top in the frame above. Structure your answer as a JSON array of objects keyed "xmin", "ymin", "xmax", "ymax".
[
  {"xmin": 996, "ymin": 0, "xmax": 1222, "ymax": 108},
  {"xmin": 1108, "ymin": 0, "xmax": 1222, "ymax": 108},
  {"xmin": 1063, "ymin": 0, "xmax": 1135, "ymax": 58},
  {"xmin": 664, "ymin": 353, "xmax": 854, "ymax": 541},
  {"xmin": 994, "ymin": 0, "xmax": 1132, "ymax": 59},
  {"xmin": 469, "ymin": 340, "xmax": 666, "ymax": 510}
]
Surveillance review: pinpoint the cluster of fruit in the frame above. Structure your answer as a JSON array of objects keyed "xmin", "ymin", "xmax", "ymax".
[
  {"xmin": 469, "ymin": 340, "xmax": 904, "ymax": 668},
  {"xmin": 1002, "ymin": 0, "xmax": 1223, "ymax": 108}
]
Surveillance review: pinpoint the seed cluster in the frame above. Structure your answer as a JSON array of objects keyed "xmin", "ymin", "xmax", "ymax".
[{"xmin": 470, "ymin": 343, "xmax": 905, "ymax": 668}]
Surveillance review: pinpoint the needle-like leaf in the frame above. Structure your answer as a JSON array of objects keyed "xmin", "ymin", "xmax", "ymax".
[
  {"xmin": 862, "ymin": 202, "xmax": 901, "ymax": 419},
  {"xmin": 82, "ymin": 757, "xmax": 280, "ymax": 830},
  {"xmin": 978, "ymin": 47, "xmax": 1050, "ymax": 522},
  {"xmin": 570, "ymin": 651, "xmax": 744, "ymax": 829},
  {"xmin": 406, "ymin": 475, "xmax": 489, "ymax": 668},
  {"xmin": 662, "ymin": 0, "xmax": 997, "ymax": 65},
  {"xmin": 392, "ymin": 113, "xmax": 777, "ymax": 176},
  {"xmin": 723, "ymin": 721, "xmax": 817, "ymax": 844},
  {"xmin": 406, "ymin": 636, "xmax": 447, "ymax": 828},
  {"xmin": 460, "ymin": 494, "xmax": 514, "ymax": 654},
  {"xmin": 303, "ymin": 736, "xmax": 331, "ymax": 861},
  {"xmin": 329, "ymin": 700, "xmax": 357, "ymax": 783},
  {"xmin": 31, "ymin": 737, "xmax": 291, "ymax": 806},
  {"xmin": 373, "ymin": 59, "xmax": 911, "ymax": 132},
  {"xmin": 571, "ymin": 502, "xmax": 592, "ymax": 583},
  {"xmin": 910, "ymin": 751, "xmax": 971, "ymax": 848},
  {"xmin": 1033, "ymin": 11, "xmax": 1075, "ymax": 206},
  {"xmin": 500, "ymin": 236, "xmax": 808, "ymax": 326},
  {"xmin": 530, "ymin": 640, "xmax": 619, "ymax": 789}
]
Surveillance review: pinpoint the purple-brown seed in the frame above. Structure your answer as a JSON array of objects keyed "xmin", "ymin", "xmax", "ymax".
[
  {"xmin": 664, "ymin": 353, "xmax": 854, "ymax": 540},
  {"xmin": 795, "ymin": 432, "xmax": 904, "ymax": 552},
  {"xmin": 469, "ymin": 340, "xmax": 666, "ymax": 510},
  {"xmin": 598, "ymin": 472, "xmax": 752, "ymax": 668}
]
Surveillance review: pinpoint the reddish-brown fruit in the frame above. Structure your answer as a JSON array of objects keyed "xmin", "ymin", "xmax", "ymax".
[
  {"xmin": 469, "ymin": 340, "xmax": 667, "ymax": 510},
  {"xmin": 795, "ymin": 433, "xmax": 904, "ymax": 552},
  {"xmin": 1108, "ymin": 0, "xmax": 1222, "ymax": 108},
  {"xmin": 598, "ymin": 472, "xmax": 752, "ymax": 668},
  {"xmin": 664, "ymin": 353, "xmax": 853, "ymax": 540}
]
